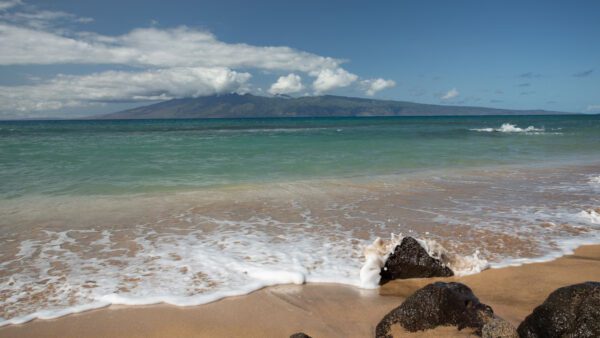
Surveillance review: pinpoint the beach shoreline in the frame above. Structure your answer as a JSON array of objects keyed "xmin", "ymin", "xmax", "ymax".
[
  {"xmin": 2, "ymin": 117, "xmax": 599, "ymax": 331},
  {"xmin": 1, "ymin": 244, "xmax": 599, "ymax": 338}
]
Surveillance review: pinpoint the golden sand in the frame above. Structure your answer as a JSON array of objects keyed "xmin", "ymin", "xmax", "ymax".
[{"xmin": 1, "ymin": 245, "xmax": 599, "ymax": 338}]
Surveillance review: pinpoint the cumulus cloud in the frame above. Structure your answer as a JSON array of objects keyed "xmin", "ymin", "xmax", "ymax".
[
  {"xmin": 312, "ymin": 68, "xmax": 358, "ymax": 94},
  {"xmin": 362, "ymin": 78, "xmax": 396, "ymax": 96},
  {"xmin": 0, "ymin": 19, "xmax": 351, "ymax": 113},
  {"xmin": 268, "ymin": 73, "xmax": 304, "ymax": 95},
  {"xmin": 0, "ymin": 0, "xmax": 21, "ymax": 11},
  {"xmin": 0, "ymin": 2, "xmax": 395, "ymax": 116},
  {"xmin": 440, "ymin": 88, "xmax": 459, "ymax": 100},
  {"xmin": 0, "ymin": 67, "xmax": 251, "ymax": 112},
  {"xmin": 0, "ymin": 24, "xmax": 341, "ymax": 71}
]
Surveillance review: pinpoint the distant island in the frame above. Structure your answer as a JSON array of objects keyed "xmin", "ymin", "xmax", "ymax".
[{"xmin": 96, "ymin": 93, "xmax": 568, "ymax": 119}]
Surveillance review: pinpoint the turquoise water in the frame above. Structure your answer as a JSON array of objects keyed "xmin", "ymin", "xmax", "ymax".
[
  {"xmin": 1, "ymin": 115, "xmax": 598, "ymax": 198},
  {"xmin": 1, "ymin": 114, "xmax": 600, "ymax": 325}
]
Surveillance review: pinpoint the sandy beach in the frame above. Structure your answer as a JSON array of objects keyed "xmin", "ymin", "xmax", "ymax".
[
  {"xmin": 0, "ymin": 244, "xmax": 598, "ymax": 338},
  {"xmin": 1, "ymin": 1, "xmax": 599, "ymax": 336}
]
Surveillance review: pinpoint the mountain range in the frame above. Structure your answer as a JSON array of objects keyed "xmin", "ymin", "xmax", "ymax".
[{"xmin": 97, "ymin": 94, "xmax": 567, "ymax": 119}]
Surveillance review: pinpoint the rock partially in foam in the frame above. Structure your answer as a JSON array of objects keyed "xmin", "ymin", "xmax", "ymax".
[
  {"xmin": 517, "ymin": 281, "xmax": 600, "ymax": 338},
  {"xmin": 379, "ymin": 237, "xmax": 454, "ymax": 284},
  {"xmin": 360, "ymin": 236, "xmax": 402, "ymax": 288},
  {"xmin": 375, "ymin": 282, "xmax": 494, "ymax": 337}
]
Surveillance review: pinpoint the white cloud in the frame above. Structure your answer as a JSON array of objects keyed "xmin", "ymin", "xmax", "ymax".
[
  {"xmin": 0, "ymin": 0, "xmax": 21, "ymax": 11},
  {"xmin": 0, "ymin": 1, "xmax": 92, "ymax": 30},
  {"xmin": 268, "ymin": 73, "xmax": 304, "ymax": 95},
  {"xmin": 0, "ymin": 67, "xmax": 251, "ymax": 112},
  {"xmin": 1, "ymin": 10, "xmax": 93, "ymax": 29},
  {"xmin": 362, "ymin": 78, "xmax": 396, "ymax": 96},
  {"xmin": 0, "ymin": 3, "xmax": 396, "ymax": 116},
  {"xmin": 0, "ymin": 24, "xmax": 341, "ymax": 72},
  {"xmin": 441, "ymin": 88, "xmax": 459, "ymax": 100},
  {"xmin": 312, "ymin": 68, "xmax": 358, "ymax": 94}
]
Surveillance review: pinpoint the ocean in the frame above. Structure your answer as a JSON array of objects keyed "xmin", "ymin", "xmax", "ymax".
[{"xmin": 1, "ymin": 115, "xmax": 599, "ymax": 325}]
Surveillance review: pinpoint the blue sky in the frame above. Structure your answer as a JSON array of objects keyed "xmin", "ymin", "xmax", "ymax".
[{"xmin": 0, "ymin": 0, "xmax": 598, "ymax": 118}]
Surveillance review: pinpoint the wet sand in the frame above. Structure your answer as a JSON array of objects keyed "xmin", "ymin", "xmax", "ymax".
[
  {"xmin": 1, "ymin": 245, "xmax": 599, "ymax": 338},
  {"xmin": 2, "ymin": 163, "xmax": 599, "ymax": 326}
]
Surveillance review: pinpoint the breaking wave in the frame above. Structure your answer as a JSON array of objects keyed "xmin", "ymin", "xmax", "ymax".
[
  {"xmin": 470, "ymin": 123, "xmax": 548, "ymax": 134},
  {"xmin": 589, "ymin": 175, "xmax": 600, "ymax": 190},
  {"xmin": 359, "ymin": 234, "xmax": 489, "ymax": 288}
]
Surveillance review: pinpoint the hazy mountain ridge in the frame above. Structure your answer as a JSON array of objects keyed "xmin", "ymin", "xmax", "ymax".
[{"xmin": 97, "ymin": 94, "xmax": 567, "ymax": 119}]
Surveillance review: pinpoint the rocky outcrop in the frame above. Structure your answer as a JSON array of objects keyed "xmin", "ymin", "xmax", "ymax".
[
  {"xmin": 379, "ymin": 237, "xmax": 453, "ymax": 284},
  {"xmin": 517, "ymin": 281, "xmax": 600, "ymax": 338},
  {"xmin": 289, "ymin": 333, "xmax": 312, "ymax": 338},
  {"xmin": 376, "ymin": 282, "xmax": 494, "ymax": 337}
]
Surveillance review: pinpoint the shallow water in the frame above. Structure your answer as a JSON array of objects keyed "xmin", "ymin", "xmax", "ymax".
[
  {"xmin": 0, "ymin": 115, "xmax": 599, "ymax": 325},
  {"xmin": 1, "ymin": 115, "xmax": 598, "ymax": 198}
]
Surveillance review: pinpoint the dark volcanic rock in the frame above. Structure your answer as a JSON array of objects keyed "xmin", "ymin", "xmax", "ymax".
[
  {"xmin": 375, "ymin": 282, "xmax": 493, "ymax": 338},
  {"xmin": 481, "ymin": 316, "xmax": 518, "ymax": 338},
  {"xmin": 379, "ymin": 236, "xmax": 453, "ymax": 284},
  {"xmin": 517, "ymin": 281, "xmax": 600, "ymax": 338},
  {"xmin": 289, "ymin": 333, "xmax": 312, "ymax": 338}
]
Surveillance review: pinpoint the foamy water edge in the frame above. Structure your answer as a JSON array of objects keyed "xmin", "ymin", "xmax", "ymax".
[
  {"xmin": 2, "ymin": 224, "xmax": 599, "ymax": 327},
  {"xmin": 2, "ymin": 173, "xmax": 599, "ymax": 327}
]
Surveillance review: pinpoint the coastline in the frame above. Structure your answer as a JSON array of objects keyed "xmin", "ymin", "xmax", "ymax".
[{"xmin": 1, "ymin": 244, "xmax": 599, "ymax": 338}]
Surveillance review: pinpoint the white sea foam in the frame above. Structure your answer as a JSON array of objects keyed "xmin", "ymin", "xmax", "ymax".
[
  {"xmin": 3, "ymin": 204, "xmax": 598, "ymax": 327},
  {"xmin": 0, "ymin": 224, "xmax": 492, "ymax": 326},
  {"xmin": 491, "ymin": 232, "xmax": 600, "ymax": 269},
  {"xmin": 0, "ymin": 216, "xmax": 366, "ymax": 326},
  {"xmin": 417, "ymin": 238, "xmax": 490, "ymax": 276},
  {"xmin": 486, "ymin": 207, "xmax": 600, "ymax": 268},
  {"xmin": 577, "ymin": 209, "xmax": 600, "ymax": 224},
  {"xmin": 470, "ymin": 123, "xmax": 546, "ymax": 134},
  {"xmin": 589, "ymin": 175, "xmax": 600, "ymax": 190},
  {"xmin": 2, "ymin": 167, "xmax": 600, "ymax": 327},
  {"xmin": 359, "ymin": 234, "xmax": 489, "ymax": 288},
  {"xmin": 359, "ymin": 234, "xmax": 403, "ymax": 288}
]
